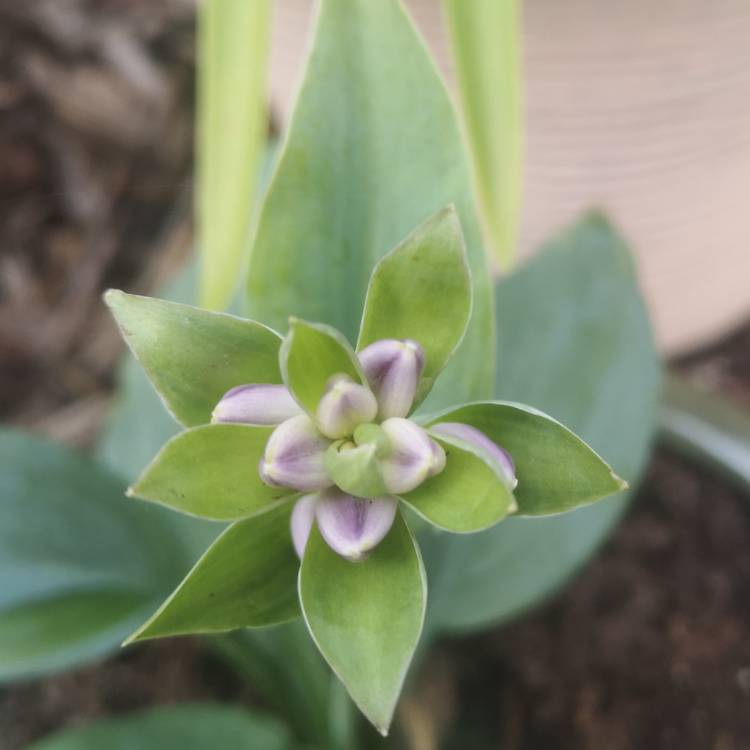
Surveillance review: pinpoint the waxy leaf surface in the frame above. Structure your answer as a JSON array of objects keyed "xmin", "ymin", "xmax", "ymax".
[
  {"xmin": 127, "ymin": 503, "xmax": 299, "ymax": 643},
  {"xmin": 247, "ymin": 0, "xmax": 494, "ymax": 410},
  {"xmin": 105, "ymin": 291, "xmax": 281, "ymax": 427},
  {"xmin": 426, "ymin": 402, "xmax": 625, "ymax": 516},
  {"xmin": 299, "ymin": 513, "xmax": 426, "ymax": 736},
  {"xmin": 131, "ymin": 424, "xmax": 292, "ymax": 521},
  {"xmin": 280, "ymin": 319, "xmax": 365, "ymax": 415},
  {"xmin": 402, "ymin": 433, "xmax": 515, "ymax": 532},
  {"xmin": 28, "ymin": 704, "xmax": 290, "ymax": 750},
  {"xmin": 358, "ymin": 207, "xmax": 472, "ymax": 407},
  {"xmin": 0, "ymin": 431, "xmax": 187, "ymax": 681}
]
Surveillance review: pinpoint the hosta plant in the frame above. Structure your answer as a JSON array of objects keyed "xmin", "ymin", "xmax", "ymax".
[{"xmin": 105, "ymin": 207, "xmax": 626, "ymax": 735}]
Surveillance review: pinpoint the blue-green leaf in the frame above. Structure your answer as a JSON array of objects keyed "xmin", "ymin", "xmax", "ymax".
[
  {"xmin": 0, "ymin": 430, "xmax": 187, "ymax": 681},
  {"xmin": 27, "ymin": 704, "xmax": 291, "ymax": 750},
  {"xmin": 247, "ymin": 0, "xmax": 494, "ymax": 411}
]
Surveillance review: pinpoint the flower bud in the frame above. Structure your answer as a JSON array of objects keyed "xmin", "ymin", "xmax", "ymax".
[
  {"xmin": 259, "ymin": 415, "xmax": 332, "ymax": 492},
  {"xmin": 358, "ymin": 338, "xmax": 425, "ymax": 419},
  {"xmin": 315, "ymin": 488, "xmax": 397, "ymax": 561},
  {"xmin": 212, "ymin": 384, "xmax": 302, "ymax": 425},
  {"xmin": 290, "ymin": 493, "xmax": 318, "ymax": 559},
  {"xmin": 430, "ymin": 422, "xmax": 517, "ymax": 488},
  {"xmin": 315, "ymin": 374, "xmax": 378, "ymax": 439},
  {"xmin": 378, "ymin": 418, "xmax": 446, "ymax": 494}
]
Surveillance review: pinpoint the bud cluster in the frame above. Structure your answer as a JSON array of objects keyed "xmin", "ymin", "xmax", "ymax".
[{"xmin": 213, "ymin": 338, "xmax": 515, "ymax": 561}]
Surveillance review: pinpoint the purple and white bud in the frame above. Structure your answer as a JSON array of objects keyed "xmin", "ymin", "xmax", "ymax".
[
  {"xmin": 212, "ymin": 384, "xmax": 303, "ymax": 425},
  {"xmin": 259, "ymin": 414, "xmax": 332, "ymax": 492},
  {"xmin": 378, "ymin": 417, "xmax": 446, "ymax": 494},
  {"xmin": 290, "ymin": 493, "xmax": 318, "ymax": 558},
  {"xmin": 315, "ymin": 488, "xmax": 398, "ymax": 561},
  {"xmin": 358, "ymin": 339, "xmax": 425, "ymax": 419},
  {"xmin": 430, "ymin": 422, "xmax": 517, "ymax": 488},
  {"xmin": 315, "ymin": 374, "xmax": 378, "ymax": 439}
]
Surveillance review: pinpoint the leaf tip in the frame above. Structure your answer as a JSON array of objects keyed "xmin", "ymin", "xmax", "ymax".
[
  {"xmin": 613, "ymin": 473, "xmax": 630, "ymax": 492},
  {"xmin": 103, "ymin": 288, "xmax": 125, "ymax": 308}
]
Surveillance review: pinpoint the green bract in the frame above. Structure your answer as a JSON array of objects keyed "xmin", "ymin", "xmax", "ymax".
[{"xmin": 106, "ymin": 205, "xmax": 626, "ymax": 736}]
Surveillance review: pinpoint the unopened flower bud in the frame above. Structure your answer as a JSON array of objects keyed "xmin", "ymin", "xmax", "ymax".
[
  {"xmin": 212, "ymin": 384, "xmax": 302, "ymax": 425},
  {"xmin": 259, "ymin": 415, "xmax": 332, "ymax": 492},
  {"xmin": 378, "ymin": 418, "xmax": 446, "ymax": 494},
  {"xmin": 315, "ymin": 374, "xmax": 378, "ymax": 439},
  {"xmin": 358, "ymin": 339, "xmax": 425, "ymax": 419},
  {"xmin": 430, "ymin": 422, "xmax": 517, "ymax": 488},
  {"xmin": 290, "ymin": 493, "xmax": 318, "ymax": 558},
  {"xmin": 315, "ymin": 488, "xmax": 397, "ymax": 561}
]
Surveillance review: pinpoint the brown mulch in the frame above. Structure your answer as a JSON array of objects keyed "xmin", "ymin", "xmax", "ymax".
[
  {"xmin": 0, "ymin": 0, "xmax": 194, "ymax": 447},
  {"xmin": 0, "ymin": 2, "xmax": 749, "ymax": 750}
]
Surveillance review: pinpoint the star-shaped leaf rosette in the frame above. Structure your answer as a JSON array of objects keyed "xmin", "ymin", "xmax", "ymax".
[{"xmin": 105, "ymin": 208, "xmax": 626, "ymax": 735}]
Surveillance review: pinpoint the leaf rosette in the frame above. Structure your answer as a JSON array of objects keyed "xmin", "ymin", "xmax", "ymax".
[{"xmin": 106, "ymin": 207, "xmax": 626, "ymax": 735}]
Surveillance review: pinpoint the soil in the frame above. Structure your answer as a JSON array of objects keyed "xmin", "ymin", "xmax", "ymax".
[{"xmin": 0, "ymin": 2, "xmax": 749, "ymax": 750}]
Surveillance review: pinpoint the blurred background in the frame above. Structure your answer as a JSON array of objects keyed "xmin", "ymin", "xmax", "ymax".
[{"xmin": 0, "ymin": 1, "xmax": 749, "ymax": 748}]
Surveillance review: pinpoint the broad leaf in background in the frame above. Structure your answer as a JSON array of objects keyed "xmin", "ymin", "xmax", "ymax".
[
  {"xmin": 0, "ymin": 431, "xmax": 188, "ymax": 681},
  {"xmin": 198, "ymin": 0, "xmax": 271, "ymax": 310},
  {"xmin": 443, "ymin": 0, "xmax": 523, "ymax": 269},
  {"xmin": 300, "ymin": 515, "xmax": 426, "ymax": 736},
  {"xmin": 247, "ymin": 0, "xmax": 495, "ymax": 411},
  {"xmin": 423, "ymin": 213, "xmax": 660, "ymax": 631},
  {"xmin": 28, "ymin": 704, "xmax": 291, "ymax": 750}
]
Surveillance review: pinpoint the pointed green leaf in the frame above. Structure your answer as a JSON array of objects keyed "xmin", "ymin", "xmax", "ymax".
[
  {"xmin": 426, "ymin": 401, "xmax": 626, "ymax": 515},
  {"xmin": 105, "ymin": 291, "xmax": 282, "ymax": 427},
  {"xmin": 130, "ymin": 424, "xmax": 292, "ymax": 521},
  {"xmin": 280, "ymin": 318, "xmax": 365, "ymax": 415},
  {"xmin": 247, "ymin": 0, "xmax": 494, "ymax": 410},
  {"xmin": 357, "ymin": 207, "xmax": 472, "ymax": 406},
  {"xmin": 401, "ymin": 433, "xmax": 515, "ymax": 532},
  {"xmin": 299, "ymin": 512, "xmax": 426, "ymax": 736},
  {"xmin": 443, "ymin": 0, "xmax": 522, "ymax": 269},
  {"xmin": 27, "ymin": 704, "xmax": 291, "ymax": 750},
  {"xmin": 197, "ymin": 0, "xmax": 271, "ymax": 310},
  {"xmin": 126, "ymin": 503, "xmax": 299, "ymax": 643}
]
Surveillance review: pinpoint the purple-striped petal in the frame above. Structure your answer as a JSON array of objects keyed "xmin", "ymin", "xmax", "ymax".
[
  {"xmin": 211, "ymin": 384, "xmax": 303, "ymax": 425},
  {"xmin": 290, "ymin": 493, "xmax": 318, "ymax": 559},
  {"xmin": 315, "ymin": 374, "xmax": 378, "ymax": 439},
  {"xmin": 315, "ymin": 488, "xmax": 398, "ymax": 561},
  {"xmin": 358, "ymin": 338, "xmax": 425, "ymax": 418},
  {"xmin": 378, "ymin": 418, "xmax": 446, "ymax": 494},
  {"xmin": 259, "ymin": 415, "xmax": 332, "ymax": 492},
  {"xmin": 430, "ymin": 422, "xmax": 517, "ymax": 488}
]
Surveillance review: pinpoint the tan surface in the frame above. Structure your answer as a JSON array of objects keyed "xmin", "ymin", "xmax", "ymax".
[{"xmin": 268, "ymin": 0, "xmax": 750, "ymax": 353}]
